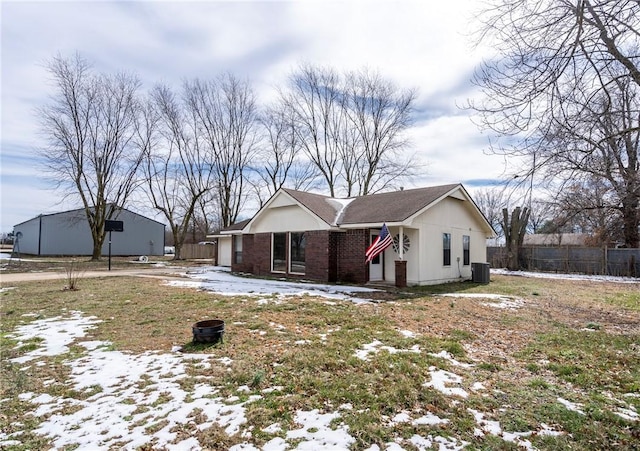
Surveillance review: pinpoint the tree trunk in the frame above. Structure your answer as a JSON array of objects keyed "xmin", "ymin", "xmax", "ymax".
[
  {"xmin": 502, "ymin": 206, "xmax": 530, "ymax": 270},
  {"xmin": 621, "ymin": 194, "xmax": 639, "ymax": 248}
]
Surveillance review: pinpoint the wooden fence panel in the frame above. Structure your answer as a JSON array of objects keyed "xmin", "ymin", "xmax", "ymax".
[
  {"xmin": 487, "ymin": 246, "xmax": 639, "ymax": 277},
  {"xmin": 180, "ymin": 243, "xmax": 217, "ymax": 261}
]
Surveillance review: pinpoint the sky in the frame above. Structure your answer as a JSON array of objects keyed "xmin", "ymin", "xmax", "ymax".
[{"xmin": 0, "ymin": 0, "xmax": 511, "ymax": 233}]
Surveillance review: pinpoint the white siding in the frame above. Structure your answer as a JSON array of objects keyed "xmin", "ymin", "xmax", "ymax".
[
  {"xmin": 218, "ymin": 236, "xmax": 232, "ymax": 266},
  {"xmin": 380, "ymin": 227, "xmax": 420, "ymax": 285},
  {"xmin": 249, "ymin": 205, "xmax": 329, "ymax": 233},
  {"xmin": 410, "ymin": 197, "xmax": 489, "ymax": 285}
]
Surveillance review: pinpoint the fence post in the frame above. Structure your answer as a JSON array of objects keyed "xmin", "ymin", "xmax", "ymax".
[{"xmin": 603, "ymin": 245, "xmax": 608, "ymax": 276}]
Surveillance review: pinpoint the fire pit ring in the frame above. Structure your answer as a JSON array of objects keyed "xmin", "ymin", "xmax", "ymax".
[{"xmin": 192, "ymin": 319, "xmax": 225, "ymax": 344}]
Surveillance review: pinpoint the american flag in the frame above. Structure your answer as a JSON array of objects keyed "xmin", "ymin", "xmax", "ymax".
[{"xmin": 366, "ymin": 224, "xmax": 393, "ymax": 263}]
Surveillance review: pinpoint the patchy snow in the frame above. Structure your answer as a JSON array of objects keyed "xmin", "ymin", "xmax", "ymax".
[
  {"xmin": 6, "ymin": 313, "xmax": 262, "ymax": 450},
  {"xmin": 468, "ymin": 408, "xmax": 563, "ymax": 449},
  {"xmin": 428, "ymin": 350, "xmax": 475, "ymax": 368},
  {"xmin": 492, "ymin": 268, "xmax": 639, "ymax": 284},
  {"xmin": 8, "ymin": 311, "xmax": 102, "ymax": 363},
  {"xmin": 167, "ymin": 266, "xmax": 379, "ymax": 302},
  {"xmin": 440, "ymin": 293, "xmax": 525, "ymax": 309},
  {"xmin": 4, "ymin": 282, "xmax": 637, "ymax": 450},
  {"xmin": 614, "ymin": 407, "xmax": 638, "ymax": 421},
  {"xmin": 398, "ymin": 329, "xmax": 417, "ymax": 338},
  {"xmin": 557, "ymin": 397, "xmax": 586, "ymax": 415},
  {"xmin": 354, "ymin": 340, "xmax": 421, "ymax": 361},
  {"xmin": 558, "ymin": 398, "xmax": 584, "ymax": 415},
  {"xmin": 423, "ymin": 367, "xmax": 469, "ymax": 398},
  {"xmin": 390, "ymin": 410, "xmax": 450, "ymax": 427}
]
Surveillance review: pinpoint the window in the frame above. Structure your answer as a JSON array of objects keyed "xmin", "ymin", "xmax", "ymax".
[
  {"xmin": 463, "ymin": 235, "xmax": 470, "ymax": 266},
  {"xmin": 289, "ymin": 232, "xmax": 306, "ymax": 274},
  {"xmin": 233, "ymin": 235, "xmax": 243, "ymax": 264},
  {"xmin": 371, "ymin": 233, "xmax": 381, "ymax": 264},
  {"xmin": 443, "ymin": 233, "xmax": 451, "ymax": 266},
  {"xmin": 272, "ymin": 233, "xmax": 287, "ymax": 272}
]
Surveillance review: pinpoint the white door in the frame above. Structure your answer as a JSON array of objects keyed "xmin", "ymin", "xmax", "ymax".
[{"xmin": 369, "ymin": 230, "xmax": 383, "ymax": 281}]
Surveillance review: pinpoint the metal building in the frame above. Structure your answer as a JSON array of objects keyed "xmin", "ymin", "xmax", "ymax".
[{"xmin": 13, "ymin": 207, "xmax": 165, "ymax": 256}]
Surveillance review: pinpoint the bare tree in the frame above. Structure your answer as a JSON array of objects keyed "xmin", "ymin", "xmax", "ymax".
[
  {"xmin": 39, "ymin": 53, "xmax": 145, "ymax": 260},
  {"xmin": 138, "ymin": 84, "xmax": 215, "ymax": 260},
  {"xmin": 281, "ymin": 64, "xmax": 344, "ymax": 196},
  {"xmin": 543, "ymin": 178, "xmax": 623, "ymax": 245},
  {"xmin": 185, "ymin": 74, "xmax": 259, "ymax": 228},
  {"xmin": 253, "ymin": 102, "xmax": 320, "ymax": 206},
  {"xmin": 471, "ymin": 0, "xmax": 640, "ymax": 247},
  {"xmin": 281, "ymin": 64, "xmax": 418, "ymax": 197},
  {"xmin": 344, "ymin": 68, "xmax": 417, "ymax": 195},
  {"xmin": 473, "ymin": 187, "xmax": 507, "ymax": 240}
]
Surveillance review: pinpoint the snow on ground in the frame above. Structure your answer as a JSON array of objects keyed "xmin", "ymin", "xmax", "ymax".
[
  {"xmin": 492, "ymin": 268, "xmax": 639, "ymax": 284},
  {"xmin": 4, "ymin": 310, "xmax": 638, "ymax": 450},
  {"xmin": 167, "ymin": 266, "xmax": 379, "ymax": 302},
  {"xmin": 3, "ymin": 267, "xmax": 638, "ymax": 449},
  {"xmin": 440, "ymin": 293, "xmax": 526, "ymax": 310},
  {"xmin": 353, "ymin": 339, "xmax": 421, "ymax": 361}
]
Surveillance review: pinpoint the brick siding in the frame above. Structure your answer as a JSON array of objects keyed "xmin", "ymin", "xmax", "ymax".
[
  {"xmin": 252, "ymin": 233, "xmax": 271, "ymax": 276},
  {"xmin": 304, "ymin": 230, "xmax": 331, "ymax": 282},
  {"xmin": 233, "ymin": 229, "xmax": 369, "ymax": 285},
  {"xmin": 335, "ymin": 229, "xmax": 369, "ymax": 284}
]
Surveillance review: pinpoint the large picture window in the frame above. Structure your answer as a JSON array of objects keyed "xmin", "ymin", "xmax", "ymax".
[
  {"xmin": 272, "ymin": 233, "xmax": 287, "ymax": 272},
  {"xmin": 289, "ymin": 232, "xmax": 306, "ymax": 274},
  {"xmin": 443, "ymin": 233, "xmax": 451, "ymax": 266},
  {"xmin": 463, "ymin": 235, "xmax": 470, "ymax": 266}
]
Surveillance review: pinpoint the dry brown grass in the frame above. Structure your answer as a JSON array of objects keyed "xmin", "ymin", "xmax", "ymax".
[{"xmin": 1, "ymin": 271, "xmax": 639, "ymax": 449}]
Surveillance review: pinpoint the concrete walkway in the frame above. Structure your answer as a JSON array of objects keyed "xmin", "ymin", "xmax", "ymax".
[{"xmin": 0, "ymin": 266, "xmax": 182, "ymax": 284}]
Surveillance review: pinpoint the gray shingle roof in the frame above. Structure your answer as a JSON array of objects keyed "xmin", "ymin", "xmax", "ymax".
[
  {"xmin": 284, "ymin": 184, "xmax": 460, "ymax": 225},
  {"xmin": 220, "ymin": 219, "xmax": 250, "ymax": 233},
  {"xmin": 228, "ymin": 184, "xmax": 472, "ymax": 232},
  {"xmin": 339, "ymin": 184, "xmax": 460, "ymax": 224},
  {"xmin": 282, "ymin": 189, "xmax": 339, "ymax": 225}
]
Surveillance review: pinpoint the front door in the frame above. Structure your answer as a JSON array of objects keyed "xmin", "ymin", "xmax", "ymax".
[{"xmin": 369, "ymin": 230, "xmax": 383, "ymax": 281}]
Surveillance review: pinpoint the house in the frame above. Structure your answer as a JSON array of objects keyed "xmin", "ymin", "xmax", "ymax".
[
  {"xmin": 13, "ymin": 207, "xmax": 165, "ymax": 257},
  {"xmin": 212, "ymin": 184, "xmax": 495, "ymax": 286}
]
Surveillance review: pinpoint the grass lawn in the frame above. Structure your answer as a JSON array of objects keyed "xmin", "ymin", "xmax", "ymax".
[{"xmin": 1, "ymin": 269, "xmax": 639, "ymax": 450}]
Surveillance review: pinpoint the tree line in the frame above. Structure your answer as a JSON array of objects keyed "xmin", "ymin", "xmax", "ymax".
[
  {"xmin": 470, "ymin": 0, "xmax": 640, "ymax": 268},
  {"xmin": 39, "ymin": 55, "xmax": 418, "ymax": 260},
  {"xmin": 39, "ymin": 0, "xmax": 639, "ymax": 265}
]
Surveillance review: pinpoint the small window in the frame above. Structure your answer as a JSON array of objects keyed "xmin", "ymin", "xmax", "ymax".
[
  {"xmin": 233, "ymin": 235, "xmax": 243, "ymax": 264},
  {"xmin": 443, "ymin": 233, "xmax": 451, "ymax": 266},
  {"xmin": 463, "ymin": 235, "xmax": 470, "ymax": 266},
  {"xmin": 272, "ymin": 233, "xmax": 287, "ymax": 272},
  {"xmin": 371, "ymin": 233, "xmax": 381, "ymax": 264},
  {"xmin": 289, "ymin": 232, "xmax": 306, "ymax": 274}
]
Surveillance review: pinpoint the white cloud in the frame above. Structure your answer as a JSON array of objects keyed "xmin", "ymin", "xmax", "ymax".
[{"xmin": 1, "ymin": 0, "xmax": 497, "ymax": 232}]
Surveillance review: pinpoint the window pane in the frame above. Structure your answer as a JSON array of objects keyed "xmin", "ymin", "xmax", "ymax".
[
  {"xmin": 443, "ymin": 233, "xmax": 451, "ymax": 266},
  {"xmin": 290, "ymin": 232, "xmax": 306, "ymax": 274},
  {"xmin": 463, "ymin": 235, "xmax": 470, "ymax": 266},
  {"xmin": 371, "ymin": 234, "xmax": 380, "ymax": 264},
  {"xmin": 273, "ymin": 233, "xmax": 286, "ymax": 272},
  {"xmin": 234, "ymin": 236, "xmax": 243, "ymax": 264}
]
